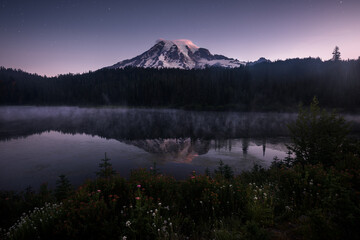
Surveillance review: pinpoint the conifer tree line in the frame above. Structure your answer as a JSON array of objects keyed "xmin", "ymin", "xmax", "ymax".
[{"xmin": 1, "ymin": 58, "xmax": 360, "ymax": 111}]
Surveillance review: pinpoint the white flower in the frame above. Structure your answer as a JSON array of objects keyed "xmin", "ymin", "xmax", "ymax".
[
  {"xmin": 158, "ymin": 202, "xmax": 162, "ymax": 206},
  {"xmin": 126, "ymin": 221, "xmax": 131, "ymax": 227},
  {"xmin": 122, "ymin": 236, "xmax": 127, "ymax": 240}
]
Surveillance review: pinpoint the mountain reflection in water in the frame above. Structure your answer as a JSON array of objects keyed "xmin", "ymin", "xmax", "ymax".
[{"xmin": 1, "ymin": 107, "xmax": 359, "ymax": 191}]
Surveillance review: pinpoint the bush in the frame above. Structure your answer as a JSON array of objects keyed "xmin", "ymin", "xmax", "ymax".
[{"xmin": 287, "ymin": 97, "xmax": 350, "ymax": 167}]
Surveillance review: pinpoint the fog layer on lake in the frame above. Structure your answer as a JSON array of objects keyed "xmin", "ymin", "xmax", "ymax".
[{"xmin": 1, "ymin": 106, "xmax": 359, "ymax": 191}]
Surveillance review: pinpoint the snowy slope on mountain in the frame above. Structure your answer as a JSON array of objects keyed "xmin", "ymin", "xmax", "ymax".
[{"xmin": 108, "ymin": 39, "xmax": 245, "ymax": 69}]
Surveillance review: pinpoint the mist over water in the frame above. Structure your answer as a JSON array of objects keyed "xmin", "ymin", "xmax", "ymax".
[
  {"xmin": 1, "ymin": 106, "xmax": 359, "ymax": 191},
  {"xmin": 0, "ymin": 106, "xmax": 298, "ymax": 140}
]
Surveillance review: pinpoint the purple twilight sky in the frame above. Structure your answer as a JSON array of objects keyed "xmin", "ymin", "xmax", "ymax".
[{"xmin": 0, "ymin": 0, "xmax": 359, "ymax": 76}]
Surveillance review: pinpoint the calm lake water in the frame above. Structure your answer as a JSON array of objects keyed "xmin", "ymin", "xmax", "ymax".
[{"xmin": 1, "ymin": 106, "xmax": 359, "ymax": 191}]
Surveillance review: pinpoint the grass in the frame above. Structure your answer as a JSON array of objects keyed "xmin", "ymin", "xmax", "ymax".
[{"xmin": 0, "ymin": 157, "xmax": 359, "ymax": 240}]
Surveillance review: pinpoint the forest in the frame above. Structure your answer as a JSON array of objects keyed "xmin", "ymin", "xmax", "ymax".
[{"xmin": 1, "ymin": 58, "xmax": 360, "ymax": 111}]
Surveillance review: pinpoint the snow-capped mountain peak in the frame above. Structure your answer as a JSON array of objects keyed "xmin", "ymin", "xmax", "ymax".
[
  {"xmin": 158, "ymin": 39, "xmax": 199, "ymax": 54},
  {"xmin": 108, "ymin": 39, "xmax": 245, "ymax": 69}
]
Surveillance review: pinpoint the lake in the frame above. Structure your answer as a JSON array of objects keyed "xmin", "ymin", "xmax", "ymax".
[{"xmin": 1, "ymin": 106, "xmax": 359, "ymax": 191}]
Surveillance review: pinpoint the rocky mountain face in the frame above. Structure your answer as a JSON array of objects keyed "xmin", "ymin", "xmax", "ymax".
[{"xmin": 108, "ymin": 39, "xmax": 246, "ymax": 69}]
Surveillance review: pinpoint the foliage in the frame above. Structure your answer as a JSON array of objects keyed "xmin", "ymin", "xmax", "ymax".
[
  {"xmin": 96, "ymin": 152, "xmax": 116, "ymax": 178},
  {"xmin": 332, "ymin": 46, "xmax": 341, "ymax": 61},
  {"xmin": 214, "ymin": 160, "xmax": 234, "ymax": 179},
  {"xmin": 55, "ymin": 174, "xmax": 73, "ymax": 201},
  {"xmin": 1, "ymin": 59, "xmax": 360, "ymax": 110},
  {"xmin": 287, "ymin": 97, "xmax": 350, "ymax": 167},
  {"xmin": 1, "ymin": 157, "xmax": 360, "ymax": 239}
]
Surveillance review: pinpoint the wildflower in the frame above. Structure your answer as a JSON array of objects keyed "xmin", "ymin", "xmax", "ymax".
[
  {"xmin": 137, "ymin": 184, "xmax": 141, "ymax": 188},
  {"xmin": 254, "ymin": 196, "xmax": 258, "ymax": 200},
  {"xmin": 158, "ymin": 202, "xmax": 162, "ymax": 206},
  {"xmin": 169, "ymin": 222, "xmax": 172, "ymax": 226},
  {"xmin": 135, "ymin": 197, "xmax": 140, "ymax": 200},
  {"xmin": 123, "ymin": 236, "xmax": 127, "ymax": 240},
  {"xmin": 191, "ymin": 176, "xmax": 195, "ymax": 179},
  {"xmin": 126, "ymin": 221, "xmax": 131, "ymax": 227},
  {"xmin": 97, "ymin": 189, "xmax": 101, "ymax": 193},
  {"xmin": 200, "ymin": 201, "xmax": 203, "ymax": 204}
]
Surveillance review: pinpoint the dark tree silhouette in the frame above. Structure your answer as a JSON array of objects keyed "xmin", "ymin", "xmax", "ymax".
[
  {"xmin": 1, "ymin": 58, "xmax": 360, "ymax": 110},
  {"xmin": 332, "ymin": 46, "xmax": 341, "ymax": 61}
]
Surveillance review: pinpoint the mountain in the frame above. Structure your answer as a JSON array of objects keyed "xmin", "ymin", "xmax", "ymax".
[
  {"xmin": 108, "ymin": 39, "xmax": 246, "ymax": 69},
  {"xmin": 247, "ymin": 57, "xmax": 271, "ymax": 66}
]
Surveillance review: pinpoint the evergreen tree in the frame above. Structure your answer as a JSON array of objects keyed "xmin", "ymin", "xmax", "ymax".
[
  {"xmin": 96, "ymin": 152, "xmax": 116, "ymax": 178},
  {"xmin": 55, "ymin": 174, "xmax": 73, "ymax": 201},
  {"xmin": 332, "ymin": 46, "xmax": 341, "ymax": 61}
]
